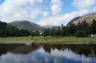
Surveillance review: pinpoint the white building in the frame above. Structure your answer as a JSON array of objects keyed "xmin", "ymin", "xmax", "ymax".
[{"xmin": 89, "ymin": 34, "xmax": 96, "ymax": 38}]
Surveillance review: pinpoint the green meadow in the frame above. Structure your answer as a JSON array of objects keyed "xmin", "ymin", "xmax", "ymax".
[{"xmin": 0, "ymin": 36, "xmax": 96, "ymax": 43}]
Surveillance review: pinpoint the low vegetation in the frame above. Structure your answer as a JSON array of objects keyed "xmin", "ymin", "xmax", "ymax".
[{"xmin": 0, "ymin": 36, "xmax": 96, "ymax": 43}]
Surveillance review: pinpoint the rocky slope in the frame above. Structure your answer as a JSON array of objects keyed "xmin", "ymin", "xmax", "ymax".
[{"xmin": 67, "ymin": 13, "xmax": 96, "ymax": 25}]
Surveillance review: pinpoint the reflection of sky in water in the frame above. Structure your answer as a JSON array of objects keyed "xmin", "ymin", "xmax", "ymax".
[{"xmin": 0, "ymin": 47, "xmax": 96, "ymax": 63}]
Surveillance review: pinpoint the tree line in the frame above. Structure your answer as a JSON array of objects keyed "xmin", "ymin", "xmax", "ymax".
[
  {"xmin": 43, "ymin": 19, "xmax": 96, "ymax": 37},
  {"xmin": 0, "ymin": 19, "xmax": 96, "ymax": 37},
  {"xmin": 0, "ymin": 21, "xmax": 40, "ymax": 37}
]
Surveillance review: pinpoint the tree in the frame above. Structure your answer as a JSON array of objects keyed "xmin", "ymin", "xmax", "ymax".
[
  {"xmin": 89, "ymin": 19, "xmax": 96, "ymax": 34},
  {"xmin": 0, "ymin": 21, "xmax": 31, "ymax": 37},
  {"xmin": 75, "ymin": 21, "xmax": 89, "ymax": 37},
  {"xmin": 43, "ymin": 28, "xmax": 50, "ymax": 37},
  {"xmin": 75, "ymin": 30, "xmax": 88, "ymax": 37},
  {"xmin": 42, "ymin": 20, "xmax": 93, "ymax": 37},
  {"xmin": 54, "ymin": 26, "xmax": 60, "ymax": 36},
  {"xmin": 67, "ymin": 24, "xmax": 76, "ymax": 35},
  {"xmin": 61, "ymin": 26, "xmax": 69, "ymax": 36}
]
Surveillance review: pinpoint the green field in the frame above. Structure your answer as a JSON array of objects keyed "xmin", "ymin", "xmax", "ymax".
[{"xmin": 0, "ymin": 36, "xmax": 96, "ymax": 43}]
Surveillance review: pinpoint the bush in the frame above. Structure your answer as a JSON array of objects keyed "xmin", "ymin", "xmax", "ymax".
[{"xmin": 75, "ymin": 30, "xmax": 88, "ymax": 37}]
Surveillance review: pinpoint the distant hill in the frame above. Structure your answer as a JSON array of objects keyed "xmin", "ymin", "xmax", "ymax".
[
  {"xmin": 67, "ymin": 13, "xmax": 96, "ymax": 25},
  {"xmin": 42, "ymin": 25, "xmax": 58, "ymax": 29},
  {"xmin": 9, "ymin": 21, "xmax": 45, "ymax": 31}
]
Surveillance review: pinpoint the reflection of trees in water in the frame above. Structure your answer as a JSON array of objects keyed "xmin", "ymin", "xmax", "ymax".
[
  {"xmin": 0, "ymin": 44, "xmax": 40, "ymax": 55},
  {"xmin": 0, "ymin": 44, "xmax": 96, "ymax": 63},
  {"xmin": 0, "ymin": 47, "xmax": 7, "ymax": 56},
  {"xmin": 0, "ymin": 44, "xmax": 96, "ymax": 57},
  {"xmin": 42, "ymin": 44, "xmax": 96, "ymax": 57}
]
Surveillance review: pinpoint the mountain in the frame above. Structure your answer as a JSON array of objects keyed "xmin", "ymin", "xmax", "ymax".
[
  {"xmin": 42, "ymin": 25, "xmax": 58, "ymax": 29},
  {"xmin": 67, "ymin": 13, "xmax": 96, "ymax": 25},
  {"xmin": 9, "ymin": 21, "xmax": 45, "ymax": 31}
]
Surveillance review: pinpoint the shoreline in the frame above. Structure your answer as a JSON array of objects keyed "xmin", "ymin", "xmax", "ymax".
[
  {"xmin": 0, "ymin": 41, "xmax": 96, "ymax": 45},
  {"xmin": 0, "ymin": 36, "xmax": 96, "ymax": 45}
]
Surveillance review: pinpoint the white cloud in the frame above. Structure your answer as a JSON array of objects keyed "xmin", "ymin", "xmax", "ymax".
[
  {"xmin": 51, "ymin": 5, "xmax": 62, "ymax": 15},
  {"xmin": 77, "ymin": 9, "xmax": 90, "ymax": 16},
  {"xmin": 39, "ymin": 9, "xmax": 95, "ymax": 26},
  {"xmin": 51, "ymin": 0, "xmax": 62, "ymax": 15},
  {"xmin": 39, "ymin": 0, "xmax": 96, "ymax": 26},
  {"xmin": 0, "ymin": 53, "xmax": 28, "ymax": 63},
  {"xmin": 42, "ymin": 11, "xmax": 49, "ymax": 17},
  {"xmin": 0, "ymin": 0, "xmax": 44, "ymax": 22},
  {"xmin": 39, "ymin": 11, "xmax": 78, "ymax": 26},
  {"xmin": 0, "ymin": 0, "xmax": 96, "ymax": 26},
  {"xmin": 73, "ymin": 0, "xmax": 96, "ymax": 9}
]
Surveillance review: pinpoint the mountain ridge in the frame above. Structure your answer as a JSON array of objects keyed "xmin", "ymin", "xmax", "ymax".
[
  {"xmin": 67, "ymin": 13, "xmax": 96, "ymax": 25},
  {"xmin": 9, "ymin": 21, "xmax": 45, "ymax": 31}
]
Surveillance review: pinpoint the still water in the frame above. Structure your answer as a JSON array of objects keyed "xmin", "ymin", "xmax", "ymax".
[{"xmin": 0, "ymin": 44, "xmax": 96, "ymax": 63}]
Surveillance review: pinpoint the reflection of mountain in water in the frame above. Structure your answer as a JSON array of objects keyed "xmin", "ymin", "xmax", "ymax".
[{"xmin": 0, "ymin": 44, "xmax": 96, "ymax": 63}]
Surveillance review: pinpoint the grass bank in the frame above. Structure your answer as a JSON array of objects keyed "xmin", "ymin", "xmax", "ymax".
[{"xmin": 0, "ymin": 36, "xmax": 96, "ymax": 43}]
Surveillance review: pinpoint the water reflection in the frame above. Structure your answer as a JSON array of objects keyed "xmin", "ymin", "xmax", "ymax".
[{"xmin": 0, "ymin": 46, "xmax": 96, "ymax": 63}]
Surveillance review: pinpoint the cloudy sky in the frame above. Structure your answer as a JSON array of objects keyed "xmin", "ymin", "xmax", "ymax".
[{"xmin": 0, "ymin": 0, "xmax": 96, "ymax": 26}]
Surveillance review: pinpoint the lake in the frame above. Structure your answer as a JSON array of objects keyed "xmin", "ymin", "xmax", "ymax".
[{"xmin": 0, "ymin": 44, "xmax": 96, "ymax": 63}]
